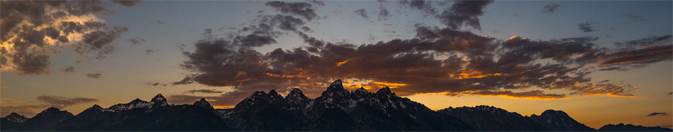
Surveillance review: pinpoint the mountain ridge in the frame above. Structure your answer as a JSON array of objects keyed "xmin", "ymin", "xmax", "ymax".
[{"xmin": 3, "ymin": 79, "xmax": 670, "ymax": 131}]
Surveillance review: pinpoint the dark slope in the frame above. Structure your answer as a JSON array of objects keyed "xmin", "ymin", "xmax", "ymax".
[
  {"xmin": 11, "ymin": 107, "xmax": 74, "ymax": 131},
  {"xmin": 530, "ymin": 109, "xmax": 596, "ymax": 131},
  {"xmin": 1, "ymin": 112, "xmax": 28, "ymax": 131},
  {"xmin": 438, "ymin": 105, "xmax": 551, "ymax": 131}
]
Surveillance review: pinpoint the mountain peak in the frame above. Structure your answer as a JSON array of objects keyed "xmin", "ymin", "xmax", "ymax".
[
  {"xmin": 152, "ymin": 93, "xmax": 166, "ymax": 102},
  {"xmin": 130, "ymin": 98, "xmax": 147, "ymax": 104},
  {"xmin": 331, "ymin": 79, "xmax": 342, "ymax": 86},
  {"xmin": 3, "ymin": 112, "xmax": 28, "ymax": 123},
  {"xmin": 268, "ymin": 89, "xmax": 279, "ymax": 96},
  {"xmin": 355, "ymin": 87, "xmax": 368, "ymax": 93},
  {"xmin": 194, "ymin": 98, "xmax": 213, "ymax": 109},
  {"xmin": 376, "ymin": 86, "xmax": 392, "ymax": 95}
]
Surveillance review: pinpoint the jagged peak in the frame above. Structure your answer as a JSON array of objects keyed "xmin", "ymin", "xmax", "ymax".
[
  {"xmin": 286, "ymin": 88, "xmax": 307, "ymax": 99},
  {"xmin": 130, "ymin": 98, "xmax": 147, "ymax": 103},
  {"xmin": 91, "ymin": 104, "xmax": 103, "ymax": 109},
  {"xmin": 7, "ymin": 112, "xmax": 21, "ymax": 116},
  {"xmin": 3, "ymin": 112, "xmax": 28, "ymax": 123},
  {"xmin": 376, "ymin": 86, "xmax": 392, "ymax": 95},
  {"xmin": 251, "ymin": 91, "xmax": 267, "ymax": 96},
  {"xmin": 331, "ymin": 79, "xmax": 343, "ymax": 86},
  {"xmin": 42, "ymin": 107, "xmax": 61, "ymax": 113},
  {"xmin": 194, "ymin": 98, "xmax": 213, "ymax": 109},
  {"xmin": 268, "ymin": 89, "xmax": 280, "ymax": 96},
  {"xmin": 151, "ymin": 93, "xmax": 166, "ymax": 102},
  {"xmin": 355, "ymin": 87, "xmax": 368, "ymax": 93}
]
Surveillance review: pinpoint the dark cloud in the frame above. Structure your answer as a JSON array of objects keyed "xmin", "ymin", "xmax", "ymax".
[
  {"xmin": 598, "ymin": 35, "xmax": 672, "ymax": 69},
  {"xmin": 177, "ymin": 24, "xmax": 644, "ymax": 106},
  {"xmin": 151, "ymin": 19, "xmax": 165, "ymax": 25},
  {"xmin": 127, "ymin": 37, "xmax": 146, "ymax": 44},
  {"xmin": 378, "ymin": 5, "xmax": 390, "ymax": 21},
  {"xmin": 541, "ymin": 3, "xmax": 560, "ymax": 14},
  {"xmin": 265, "ymin": 1, "xmax": 319, "ymax": 21},
  {"xmin": 647, "ymin": 112, "xmax": 669, "ymax": 117},
  {"xmin": 86, "ymin": 73, "xmax": 103, "ymax": 78},
  {"xmin": 305, "ymin": 0, "xmax": 324, "ymax": 6},
  {"xmin": 37, "ymin": 95, "xmax": 98, "ymax": 108},
  {"xmin": 61, "ymin": 66, "xmax": 75, "ymax": 72},
  {"xmin": 355, "ymin": 9, "xmax": 369, "ymax": 19},
  {"xmin": 668, "ymin": 92, "xmax": 673, "ymax": 95},
  {"xmin": 172, "ymin": 76, "xmax": 194, "ymax": 85},
  {"xmin": 578, "ymin": 22, "xmax": 596, "ymax": 32},
  {"xmin": 0, "ymin": 0, "xmax": 125, "ymax": 75},
  {"xmin": 184, "ymin": 89, "xmax": 224, "ymax": 94},
  {"xmin": 436, "ymin": 0, "xmax": 494, "ymax": 30},
  {"xmin": 400, "ymin": 0, "xmax": 436, "ymax": 16},
  {"xmin": 145, "ymin": 49, "xmax": 154, "ymax": 54},
  {"xmin": 11, "ymin": 53, "xmax": 51, "ymax": 75},
  {"xmin": 109, "ymin": 0, "xmax": 143, "ymax": 7}
]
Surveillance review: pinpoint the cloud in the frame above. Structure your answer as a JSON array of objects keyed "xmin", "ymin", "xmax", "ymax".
[
  {"xmin": 176, "ymin": 24, "xmax": 644, "ymax": 106},
  {"xmin": 378, "ymin": 5, "xmax": 390, "ymax": 21},
  {"xmin": 436, "ymin": 0, "xmax": 494, "ymax": 30},
  {"xmin": 37, "ymin": 95, "xmax": 99, "ymax": 108},
  {"xmin": 578, "ymin": 21, "xmax": 596, "ymax": 32},
  {"xmin": 151, "ymin": 19, "xmax": 165, "ymax": 25},
  {"xmin": 598, "ymin": 35, "xmax": 672, "ymax": 69},
  {"xmin": 109, "ymin": 0, "xmax": 143, "ymax": 7},
  {"xmin": 668, "ymin": 92, "xmax": 673, "ymax": 95},
  {"xmin": 184, "ymin": 89, "xmax": 224, "ymax": 94},
  {"xmin": 0, "ymin": 0, "xmax": 126, "ymax": 75},
  {"xmin": 127, "ymin": 37, "xmax": 146, "ymax": 44},
  {"xmin": 647, "ymin": 112, "xmax": 669, "ymax": 117},
  {"xmin": 145, "ymin": 49, "xmax": 154, "ymax": 54},
  {"xmin": 265, "ymin": 1, "xmax": 319, "ymax": 21},
  {"xmin": 355, "ymin": 9, "xmax": 368, "ymax": 19},
  {"xmin": 169, "ymin": 0, "xmax": 669, "ymax": 106},
  {"xmin": 61, "ymin": 66, "xmax": 75, "ymax": 72},
  {"xmin": 541, "ymin": 3, "xmax": 560, "ymax": 14},
  {"xmin": 400, "ymin": 0, "xmax": 436, "ymax": 15},
  {"xmin": 86, "ymin": 73, "xmax": 103, "ymax": 78}
]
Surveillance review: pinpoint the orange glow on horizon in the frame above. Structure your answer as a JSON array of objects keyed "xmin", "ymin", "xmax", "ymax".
[{"xmin": 212, "ymin": 105, "xmax": 235, "ymax": 109}]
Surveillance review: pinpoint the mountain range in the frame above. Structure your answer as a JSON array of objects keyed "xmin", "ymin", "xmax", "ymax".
[{"xmin": 1, "ymin": 79, "xmax": 671, "ymax": 131}]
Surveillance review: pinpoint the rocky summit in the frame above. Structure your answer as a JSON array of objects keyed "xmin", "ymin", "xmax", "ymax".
[{"xmin": 3, "ymin": 79, "xmax": 669, "ymax": 131}]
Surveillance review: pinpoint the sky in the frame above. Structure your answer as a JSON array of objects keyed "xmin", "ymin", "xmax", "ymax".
[{"xmin": 1, "ymin": 0, "xmax": 672, "ymax": 129}]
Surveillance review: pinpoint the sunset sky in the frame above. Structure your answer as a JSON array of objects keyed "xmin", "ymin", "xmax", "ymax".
[{"xmin": 1, "ymin": 0, "xmax": 672, "ymax": 129}]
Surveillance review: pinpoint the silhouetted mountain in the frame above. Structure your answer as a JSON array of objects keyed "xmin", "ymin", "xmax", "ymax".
[
  {"xmin": 6, "ymin": 80, "xmax": 667, "ymax": 131},
  {"xmin": 530, "ymin": 109, "xmax": 595, "ymax": 131},
  {"xmin": 51, "ymin": 94, "xmax": 230, "ymax": 131},
  {"xmin": 598, "ymin": 123, "xmax": 672, "ymax": 131},
  {"xmin": 1, "ymin": 112, "xmax": 28, "ymax": 131},
  {"xmin": 438, "ymin": 105, "xmax": 551, "ymax": 131},
  {"xmin": 222, "ymin": 79, "xmax": 475, "ymax": 131},
  {"xmin": 11, "ymin": 107, "xmax": 74, "ymax": 131}
]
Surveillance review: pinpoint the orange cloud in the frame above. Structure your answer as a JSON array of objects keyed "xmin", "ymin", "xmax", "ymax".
[
  {"xmin": 372, "ymin": 81, "xmax": 407, "ymax": 88},
  {"xmin": 236, "ymin": 71, "xmax": 247, "ymax": 77},
  {"xmin": 337, "ymin": 60, "xmax": 348, "ymax": 66},
  {"xmin": 450, "ymin": 68, "xmax": 502, "ymax": 79}
]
